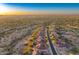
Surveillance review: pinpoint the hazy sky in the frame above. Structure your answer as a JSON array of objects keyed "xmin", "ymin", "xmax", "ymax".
[{"xmin": 0, "ymin": 3, "xmax": 79, "ymax": 15}]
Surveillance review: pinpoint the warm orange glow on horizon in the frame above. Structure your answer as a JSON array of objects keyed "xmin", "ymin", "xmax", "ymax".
[
  {"xmin": 0, "ymin": 11, "xmax": 53, "ymax": 15},
  {"xmin": 0, "ymin": 11, "xmax": 33, "ymax": 15}
]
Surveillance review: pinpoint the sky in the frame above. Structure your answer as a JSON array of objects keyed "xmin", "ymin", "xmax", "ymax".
[{"xmin": 0, "ymin": 3, "xmax": 79, "ymax": 15}]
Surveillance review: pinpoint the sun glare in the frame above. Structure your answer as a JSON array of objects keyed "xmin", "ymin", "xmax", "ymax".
[{"xmin": 0, "ymin": 4, "xmax": 12, "ymax": 15}]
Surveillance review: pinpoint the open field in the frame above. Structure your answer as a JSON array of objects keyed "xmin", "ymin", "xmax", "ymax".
[{"xmin": 0, "ymin": 15, "xmax": 79, "ymax": 55}]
